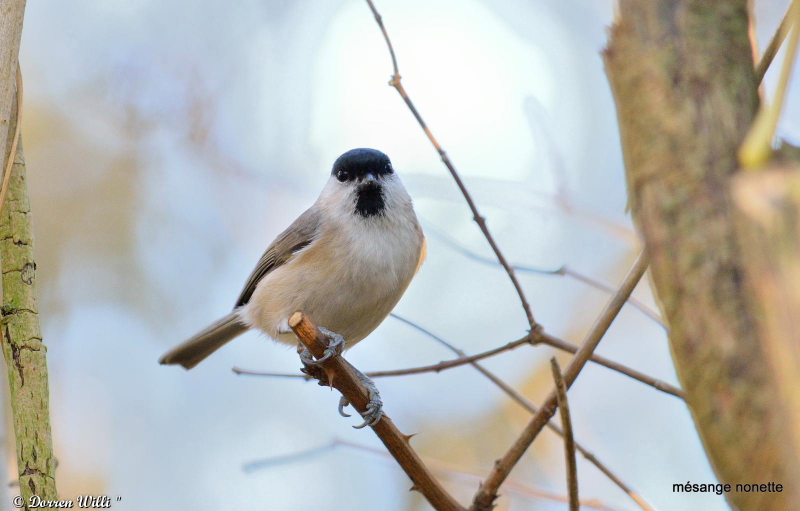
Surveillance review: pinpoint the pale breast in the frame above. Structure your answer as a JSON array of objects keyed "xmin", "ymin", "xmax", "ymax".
[{"xmin": 241, "ymin": 216, "xmax": 424, "ymax": 347}]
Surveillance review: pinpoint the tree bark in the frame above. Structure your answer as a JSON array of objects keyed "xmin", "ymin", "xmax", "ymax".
[
  {"xmin": 604, "ymin": 2, "xmax": 797, "ymax": 509},
  {"xmin": 1, "ymin": 109, "xmax": 57, "ymax": 508},
  {"xmin": 0, "ymin": 1, "xmax": 58, "ymax": 507},
  {"xmin": 0, "ymin": 1, "xmax": 25, "ymax": 157}
]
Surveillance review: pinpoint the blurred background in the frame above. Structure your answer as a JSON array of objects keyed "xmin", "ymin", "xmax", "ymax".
[{"xmin": 7, "ymin": 0, "xmax": 798, "ymax": 509}]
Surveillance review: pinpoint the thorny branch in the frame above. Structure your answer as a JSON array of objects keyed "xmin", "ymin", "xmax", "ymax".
[
  {"xmin": 471, "ymin": 251, "xmax": 649, "ymax": 511},
  {"xmin": 289, "ymin": 311, "xmax": 465, "ymax": 511}
]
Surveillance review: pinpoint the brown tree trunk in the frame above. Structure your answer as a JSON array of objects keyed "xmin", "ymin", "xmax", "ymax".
[{"xmin": 604, "ymin": 2, "xmax": 798, "ymax": 509}]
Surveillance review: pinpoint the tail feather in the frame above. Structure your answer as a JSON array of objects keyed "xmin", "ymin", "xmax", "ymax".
[{"xmin": 159, "ymin": 312, "xmax": 248, "ymax": 370}]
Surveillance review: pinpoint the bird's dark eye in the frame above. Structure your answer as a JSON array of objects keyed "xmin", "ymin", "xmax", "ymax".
[
  {"xmin": 336, "ymin": 171, "xmax": 349, "ymax": 182},
  {"xmin": 385, "ymin": 163, "xmax": 393, "ymax": 174}
]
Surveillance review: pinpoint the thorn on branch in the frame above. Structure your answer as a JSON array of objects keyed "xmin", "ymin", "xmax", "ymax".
[{"xmin": 288, "ymin": 311, "xmax": 465, "ymax": 511}]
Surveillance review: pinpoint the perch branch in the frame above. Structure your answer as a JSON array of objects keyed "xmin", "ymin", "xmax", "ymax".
[
  {"xmin": 471, "ymin": 250, "xmax": 649, "ymax": 511},
  {"xmin": 364, "ymin": 0, "xmax": 538, "ymax": 330},
  {"xmin": 551, "ymin": 358, "xmax": 579, "ymax": 511},
  {"xmin": 289, "ymin": 311, "xmax": 465, "ymax": 511}
]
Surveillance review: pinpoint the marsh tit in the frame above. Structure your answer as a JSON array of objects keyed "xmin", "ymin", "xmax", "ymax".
[{"xmin": 159, "ymin": 149, "xmax": 426, "ymax": 415}]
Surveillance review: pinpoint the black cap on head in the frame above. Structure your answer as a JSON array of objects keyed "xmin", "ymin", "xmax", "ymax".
[{"xmin": 331, "ymin": 148, "xmax": 393, "ymax": 183}]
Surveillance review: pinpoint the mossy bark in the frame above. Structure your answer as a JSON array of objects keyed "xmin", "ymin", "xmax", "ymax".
[
  {"xmin": 604, "ymin": 2, "xmax": 797, "ymax": 509},
  {"xmin": 1, "ymin": 100, "xmax": 57, "ymax": 506}
]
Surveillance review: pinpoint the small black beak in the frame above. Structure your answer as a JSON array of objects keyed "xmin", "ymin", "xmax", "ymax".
[{"xmin": 358, "ymin": 173, "xmax": 377, "ymax": 185}]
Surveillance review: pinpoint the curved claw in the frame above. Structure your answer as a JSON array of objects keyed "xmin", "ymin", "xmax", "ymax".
[
  {"xmin": 298, "ymin": 347, "xmax": 316, "ymax": 366},
  {"xmin": 299, "ymin": 328, "xmax": 345, "ymax": 365},
  {"xmin": 353, "ymin": 398, "xmax": 383, "ymax": 429},
  {"xmin": 338, "ymin": 397, "xmax": 352, "ymax": 418},
  {"xmin": 315, "ymin": 328, "xmax": 345, "ymax": 364}
]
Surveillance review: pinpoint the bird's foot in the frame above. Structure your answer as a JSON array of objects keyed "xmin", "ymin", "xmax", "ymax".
[
  {"xmin": 297, "ymin": 328, "xmax": 346, "ymax": 384},
  {"xmin": 299, "ymin": 327, "xmax": 345, "ymax": 365},
  {"xmin": 295, "ymin": 328, "xmax": 381, "ymax": 428},
  {"xmin": 339, "ymin": 368, "xmax": 383, "ymax": 429}
]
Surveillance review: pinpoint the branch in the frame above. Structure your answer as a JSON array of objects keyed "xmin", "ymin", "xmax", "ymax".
[
  {"xmin": 0, "ymin": 65, "xmax": 22, "ymax": 218},
  {"xmin": 235, "ymin": 325, "xmax": 683, "ymax": 399},
  {"xmin": 236, "ymin": 316, "xmax": 662, "ymax": 510},
  {"xmin": 551, "ymin": 358, "xmax": 578, "ymax": 511},
  {"xmin": 364, "ymin": 0, "xmax": 538, "ymax": 330},
  {"xmin": 471, "ymin": 250, "xmax": 649, "ymax": 511},
  {"xmin": 755, "ymin": 3, "xmax": 793, "ymax": 84},
  {"xmin": 423, "ymin": 222, "xmax": 666, "ymax": 330},
  {"xmin": 740, "ymin": 0, "xmax": 800, "ymax": 169},
  {"xmin": 368, "ymin": 330, "xmax": 683, "ymax": 399},
  {"xmin": 236, "ymin": 329, "xmax": 682, "ymax": 400},
  {"xmin": 0, "ymin": 2, "xmax": 59, "ymax": 507},
  {"xmin": 288, "ymin": 312, "xmax": 465, "ymax": 511},
  {"xmin": 390, "ymin": 314, "xmax": 656, "ymax": 511}
]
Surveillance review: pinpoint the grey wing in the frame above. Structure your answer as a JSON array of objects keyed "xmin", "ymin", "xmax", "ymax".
[{"xmin": 234, "ymin": 207, "xmax": 322, "ymax": 308}]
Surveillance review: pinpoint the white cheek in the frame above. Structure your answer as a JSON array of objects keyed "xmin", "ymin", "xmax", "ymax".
[
  {"xmin": 317, "ymin": 177, "xmax": 356, "ymax": 217},
  {"xmin": 381, "ymin": 176, "xmax": 411, "ymax": 208}
]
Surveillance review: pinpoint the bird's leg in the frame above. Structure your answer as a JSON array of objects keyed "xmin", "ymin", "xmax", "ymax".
[
  {"xmin": 296, "ymin": 327, "xmax": 346, "ymax": 386},
  {"xmin": 294, "ymin": 327, "xmax": 383, "ymax": 428},
  {"xmin": 295, "ymin": 326, "xmax": 345, "ymax": 366},
  {"xmin": 338, "ymin": 367, "xmax": 384, "ymax": 429},
  {"xmin": 297, "ymin": 344, "xmax": 328, "ymax": 385}
]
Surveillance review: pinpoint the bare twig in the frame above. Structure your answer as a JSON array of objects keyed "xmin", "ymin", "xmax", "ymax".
[
  {"xmin": 755, "ymin": 3, "xmax": 794, "ymax": 84},
  {"xmin": 366, "ymin": 336, "xmax": 535, "ymax": 377},
  {"xmin": 551, "ymin": 358, "xmax": 579, "ymax": 511},
  {"xmin": 391, "ymin": 313, "xmax": 656, "ymax": 511},
  {"xmin": 471, "ymin": 250, "xmax": 649, "ymax": 511},
  {"xmin": 364, "ymin": 0, "xmax": 538, "ymax": 330},
  {"xmin": 234, "ymin": 328, "xmax": 684, "ymax": 400},
  {"xmin": 232, "ymin": 367, "xmax": 310, "ymax": 378},
  {"xmin": 538, "ymin": 332, "xmax": 683, "ymax": 399},
  {"xmin": 368, "ymin": 330, "xmax": 682, "ymax": 399},
  {"xmin": 245, "ymin": 438, "xmax": 619, "ymax": 511},
  {"xmin": 289, "ymin": 312, "xmax": 465, "ymax": 511},
  {"xmin": 423, "ymin": 222, "xmax": 666, "ymax": 330}
]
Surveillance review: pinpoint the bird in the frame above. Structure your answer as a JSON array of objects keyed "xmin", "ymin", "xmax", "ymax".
[{"xmin": 159, "ymin": 148, "xmax": 426, "ymax": 426}]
